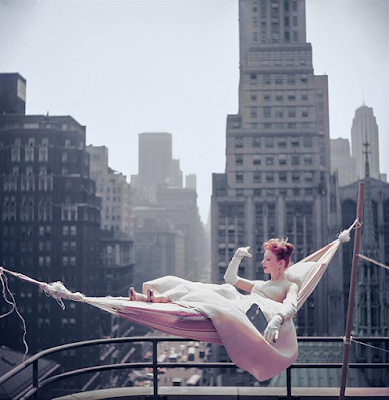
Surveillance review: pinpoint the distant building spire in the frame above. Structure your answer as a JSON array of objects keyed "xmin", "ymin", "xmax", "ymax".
[
  {"xmin": 362, "ymin": 91, "xmax": 366, "ymax": 106},
  {"xmin": 361, "ymin": 135, "xmax": 377, "ymax": 258}
]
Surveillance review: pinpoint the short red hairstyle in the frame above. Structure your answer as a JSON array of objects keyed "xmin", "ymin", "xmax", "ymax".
[{"xmin": 263, "ymin": 238, "xmax": 294, "ymax": 268}]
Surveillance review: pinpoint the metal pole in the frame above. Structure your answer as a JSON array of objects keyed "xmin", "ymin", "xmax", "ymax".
[
  {"xmin": 152, "ymin": 339, "xmax": 158, "ymax": 400},
  {"xmin": 32, "ymin": 359, "xmax": 39, "ymax": 400},
  {"xmin": 339, "ymin": 182, "xmax": 365, "ymax": 400},
  {"xmin": 286, "ymin": 367, "xmax": 292, "ymax": 400}
]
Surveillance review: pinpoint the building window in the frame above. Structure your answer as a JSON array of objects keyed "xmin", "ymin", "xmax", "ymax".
[
  {"xmin": 253, "ymin": 171, "xmax": 261, "ymax": 183},
  {"xmin": 263, "ymin": 107, "xmax": 271, "ymax": 118},
  {"xmin": 253, "ymin": 155, "xmax": 261, "ymax": 165},
  {"xmin": 251, "ymin": 91, "xmax": 257, "ymax": 101},
  {"xmin": 25, "ymin": 147, "xmax": 34, "ymax": 162},
  {"xmin": 293, "ymin": 31, "xmax": 298, "ymax": 41},
  {"xmin": 279, "ymin": 171, "xmax": 287, "ymax": 183},
  {"xmin": 62, "ymin": 152, "xmax": 68, "ymax": 162},
  {"xmin": 275, "ymin": 107, "xmax": 283, "ymax": 118},
  {"xmin": 236, "ymin": 173, "xmax": 244, "ymax": 183},
  {"xmin": 292, "ymin": 1, "xmax": 297, "ymax": 12},
  {"xmin": 253, "ymin": 137, "xmax": 261, "ymax": 148},
  {"xmin": 39, "ymin": 147, "xmax": 48, "ymax": 162},
  {"xmin": 264, "ymin": 123, "xmax": 272, "ymax": 129},
  {"xmin": 266, "ymin": 172, "xmax": 274, "ymax": 183},
  {"xmin": 275, "ymin": 91, "xmax": 283, "ymax": 101},
  {"xmin": 291, "ymin": 138, "xmax": 300, "ymax": 148},
  {"xmin": 235, "ymin": 155, "xmax": 243, "ymax": 166},
  {"xmin": 304, "ymin": 136, "xmax": 313, "ymax": 147},
  {"xmin": 291, "ymin": 155, "xmax": 299, "ymax": 165},
  {"xmin": 250, "ymin": 73, "xmax": 257, "ymax": 82},
  {"xmin": 288, "ymin": 107, "xmax": 296, "ymax": 118},
  {"xmin": 287, "ymin": 75, "xmax": 295, "ymax": 85},
  {"xmin": 287, "ymin": 91, "xmax": 295, "ymax": 101},
  {"xmin": 301, "ymin": 74, "xmax": 308, "ymax": 84},
  {"xmin": 275, "ymin": 76, "xmax": 283, "ymax": 85},
  {"xmin": 253, "ymin": 31, "xmax": 258, "ymax": 42},
  {"xmin": 263, "ymin": 75, "xmax": 271, "ymax": 85},
  {"xmin": 254, "ymin": 189, "xmax": 262, "ymax": 196},
  {"xmin": 304, "ymin": 154, "xmax": 313, "ymax": 165},
  {"xmin": 284, "ymin": 31, "xmax": 290, "ymax": 41},
  {"xmin": 250, "ymin": 107, "xmax": 257, "ymax": 118},
  {"xmin": 292, "ymin": 171, "xmax": 300, "ymax": 182},
  {"xmin": 305, "ymin": 172, "xmax": 313, "ymax": 182},
  {"xmin": 301, "ymin": 91, "xmax": 308, "ymax": 101},
  {"xmin": 235, "ymin": 138, "xmax": 243, "ymax": 148},
  {"xmin": 263, "ymin": 92, "xmax": 271, "ymax": 101},
  {"xmin": 265, "ymin": 138, "xmax": 274, "ymax": 148},
  {"xmin": 279, "ymin": 154, "xmax": 287, "ymax": 165},
  {"xmin": 302, "ymin": 108, "xmax": 309, "ymax": 118},
  {"xmin": 236, "ymin": 189, "xmax": 244, "ymax": 197},
  {"xmin": 266, "ymin": 157, "xmax": 274, "ymax": 166}
]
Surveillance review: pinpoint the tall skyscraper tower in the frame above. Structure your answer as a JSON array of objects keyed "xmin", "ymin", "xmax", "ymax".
[
  {"xmin": 138, "ymin": 132, "xmax": 172, "ymax": 186},
  {"xmin": 212, "ymin": 0, "xmax": 339, "ymax": 344},
  {"xmin": 351, "ymin": 104, "xmax": 381, "ymax": 181}
]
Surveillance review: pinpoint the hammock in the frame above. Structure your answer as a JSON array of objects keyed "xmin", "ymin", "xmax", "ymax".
[{"xmin": 0, "ymin": 225, "xmax": 354, "ymax": 345}]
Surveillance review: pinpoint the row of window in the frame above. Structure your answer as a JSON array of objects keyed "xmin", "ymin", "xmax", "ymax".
[
  {"xmin": 253, "ymin": 1, "xmax": 298, "ymax": 13},
  {"xmin": 231, "ymin": 187, "xmax": 315, "ymax": 198},
  {"xmin": 3, "ymin": 175, "xmax": 53, "ymax": 191},
  {"xmin": 7, "ymin": 137, "xmax": 80, "ymax": 148},
  {"xmin": 249, "ymin": 74, "xmax": 309, "ymax": 85},
  {"xmin": 250, "ymin": 90, "xmax": 310, "ymax": 102},
  {"xmin": 235, "ymin": 170, "xmax": 314, "ymax": 184},
  {"xmin": 252, "ymin": 30, "xmax": 300, "ymax": 43},
  {"xmin": 234, "ymin": 135, "xmax": 314, "ymax": 148},
  {"xmin": 235, "ymin": 153, "xmax": 313, "ymax": 166},
  {"xmin": 11, "ymin": 147, "xmax": 48, "ymax": 162},
  {"xmin": 251, "ymin": 106, "xmax": 311, "ymax": 119}
]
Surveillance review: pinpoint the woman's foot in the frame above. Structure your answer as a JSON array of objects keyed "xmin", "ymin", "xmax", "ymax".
[
  {"xmin": 128, "ymin": 287, "xmax": 147, "ymax": 301},
  {"xmin": 147, "ymin": 288, "xmax": 154, "ymax": 302}
]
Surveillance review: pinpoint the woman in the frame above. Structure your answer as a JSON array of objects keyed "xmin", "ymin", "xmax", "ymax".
[{"xmin": 128, "ymin": 239, "xmax": 299, "ymax": 381}]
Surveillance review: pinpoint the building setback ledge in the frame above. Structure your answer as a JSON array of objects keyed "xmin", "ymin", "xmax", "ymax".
[{"xmin": 53, "ymin": 386, "xmax": 389, "ymax": 400}]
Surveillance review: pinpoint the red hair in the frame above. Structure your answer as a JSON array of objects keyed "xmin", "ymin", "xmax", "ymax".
[{"xmin": 263, "ymin": 238, "xmax": 294, "ymax": 268}]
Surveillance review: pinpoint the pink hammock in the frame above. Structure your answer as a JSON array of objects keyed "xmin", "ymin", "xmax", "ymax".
[{"xmin": 0, "ymin": 225, "xmax": 353, "ymax": 345}]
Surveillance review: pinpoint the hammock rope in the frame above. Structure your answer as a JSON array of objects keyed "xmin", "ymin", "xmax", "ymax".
[
  {"xmin": 0, "ymin": 270, "xmax": 29, "ymax": 359},
  {"xmin": 357, "ymin": 254, "xmax": 389, "ymax": 272},
  {"xmin": 343, "ymin": 336, "xmax": 389, "ymax": 355}
]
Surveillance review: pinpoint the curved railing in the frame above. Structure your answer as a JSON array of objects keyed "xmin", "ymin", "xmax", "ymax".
[{"xmin": 0, "ymin": 336, "xmax": 388, "ymax": 400}]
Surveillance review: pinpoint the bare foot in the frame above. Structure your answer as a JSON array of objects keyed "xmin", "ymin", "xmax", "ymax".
[
  {"xmin": 147, "ymin": 288, "xmax": 154, "ymax": 302},
  {"xmin": 128, "ymin": 287, "xmax": 147, "ymax": 301}
]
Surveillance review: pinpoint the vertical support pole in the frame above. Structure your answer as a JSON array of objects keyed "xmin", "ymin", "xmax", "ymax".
[
  {"xmin": 32, "ymin": 359, "xmax": 39, "ymax": 400},
  {"xmin": 286, "ymin": 367, "xmax": 292, "ymax": 400},
  {"xmin": 339, "ymin": 182, "xmax": 365, "ymax": 400},
  {"xmin": 153, "ymin": 339, "xmax": 158, "ymax": 400}
]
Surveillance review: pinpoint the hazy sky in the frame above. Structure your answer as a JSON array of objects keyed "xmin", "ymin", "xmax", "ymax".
[{"xmin": 1, "ymin": 0, "xmax": 388, "ymax": 222}]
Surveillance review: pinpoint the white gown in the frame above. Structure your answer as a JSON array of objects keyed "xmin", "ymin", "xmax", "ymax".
[{"xmin": 143, "ymin": 276, "xmax": 298, "ymax": 381}]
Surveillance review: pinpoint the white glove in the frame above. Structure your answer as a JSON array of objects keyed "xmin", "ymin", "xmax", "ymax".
[
  {"xmin": 224, "ymin": 246, "xmax": 252, "ymax": 285},
  {"xmin": 264, "ymin": 314, "xmax": 283, "ymax": 343}
]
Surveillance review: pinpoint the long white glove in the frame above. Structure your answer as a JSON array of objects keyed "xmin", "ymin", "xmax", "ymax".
[
  {"xmin": 224, "ymin": 246, "xmax": 252, "ymax": 285},
  {"xmin": 264, "ymin": 314, "xmax": 283, "ymax": 343}
]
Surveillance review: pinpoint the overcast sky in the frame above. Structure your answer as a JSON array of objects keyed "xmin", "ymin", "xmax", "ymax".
[{"xmin": 1, "ymin": 0, "xmax": 388, "ymax": 222}]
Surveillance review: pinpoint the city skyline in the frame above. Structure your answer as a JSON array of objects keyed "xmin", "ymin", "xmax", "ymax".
[{"xmin": 1, "ymin": 0, "xmax": 387, "ymax": 221}]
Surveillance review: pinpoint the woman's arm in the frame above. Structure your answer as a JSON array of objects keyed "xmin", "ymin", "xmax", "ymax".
[
  {"xmin": 224, "ymin": 247, "xmax": 255, "ymax": 292},
  {"xmin": 264, "ymin": 282, "xmax": 298, "ymax": 343}
]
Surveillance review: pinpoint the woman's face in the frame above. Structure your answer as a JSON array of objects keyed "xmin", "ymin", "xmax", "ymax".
[{"xmin": 262, "ymin": 250, "xmax": 283, "ymax": 275}]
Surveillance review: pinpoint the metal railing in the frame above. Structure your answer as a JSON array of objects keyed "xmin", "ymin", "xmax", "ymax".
[{"xmin": 0, "ymin": 336, "xmax": 388, "ymax": 400}]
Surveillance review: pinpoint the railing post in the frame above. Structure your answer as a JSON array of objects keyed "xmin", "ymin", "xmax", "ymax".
[
  {"xmin": 152, "ymin": 339, "xmax": 158, "ymax": 400},
  {"xmin": 286, "ymin": 367, "xmax": 292, "ymax": 400},
  {"xmin": 339, "ymin": 182, "xmax": 365, "ymax": 400},
  {"xmin": 32, "ymin": 359, "xmax": 39, "ymax": 400}
]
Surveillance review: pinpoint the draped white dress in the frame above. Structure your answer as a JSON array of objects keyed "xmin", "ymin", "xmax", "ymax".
[{"xmin": 143, "ymin": 276, "xmax": 298, "ymax": 381}]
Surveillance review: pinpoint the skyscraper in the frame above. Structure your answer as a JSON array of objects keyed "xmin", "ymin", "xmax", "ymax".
[
  {"xmin": 351, "ymin": 104, "xmax": 382, "ymax": 181},
  {"xmin": 211, "ymin": 0, "xmax": 340, "ymax": 342},
  {"xmin": 330, "ymin": 138, "xmax": 357, "ymax": 187}
]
